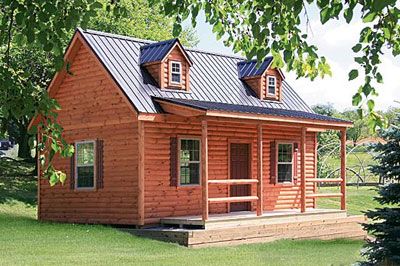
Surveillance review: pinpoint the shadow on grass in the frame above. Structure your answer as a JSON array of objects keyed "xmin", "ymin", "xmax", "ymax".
[{"xmin": 0, "ymin": 157, "xmax": 37, "ymax": 206}]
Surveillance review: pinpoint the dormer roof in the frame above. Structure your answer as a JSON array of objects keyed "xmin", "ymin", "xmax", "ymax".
[
  {"xmin": 140, "ymin": 38, "xmax": 193, "ymax": 65},
  {"xmin": 238, "ymin": 57, "xmax": 285, "ymax": 79}
]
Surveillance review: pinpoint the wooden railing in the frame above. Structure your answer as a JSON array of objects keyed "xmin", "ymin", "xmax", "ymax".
[{"xmin": 207, "ymin": 179, "xmax": 259, "ymax": 204}]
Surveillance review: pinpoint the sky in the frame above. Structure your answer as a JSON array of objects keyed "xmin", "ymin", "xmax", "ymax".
[{"xmin": 184, "ymin": 7, "xmax": 400, "ymax": 112}]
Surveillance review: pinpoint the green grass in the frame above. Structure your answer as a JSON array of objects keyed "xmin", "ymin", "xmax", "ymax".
[
  {"xmin": 322, "ymin": 151, "xmax": 378, "ymax": 183},
  {"xmin": 318, "ymin": 186, "xmax": 381, "ymax": 215},
  {"xmin": 0, "ymin": 159, "xmax": 370, "ymax": 265}
]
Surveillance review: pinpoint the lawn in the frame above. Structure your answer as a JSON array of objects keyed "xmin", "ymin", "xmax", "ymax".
[
  {"xmin": 318, "ymin": 186, "xmax": 381, "ymax": 215},
  {"xmin": 0, "ymin": 159, "xmax": 375, "ymax": 266}
]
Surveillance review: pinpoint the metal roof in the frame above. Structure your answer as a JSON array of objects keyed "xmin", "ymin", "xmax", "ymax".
[
  {"xmin": 237, "ymin": 57, "xmax": 273, "ymax": 78},
  {"xmin": 78, "ymin": 28, "xmax": 315, "ymax": 115},
  {"xmin": 154, "ymin": 97, "xmax": 350, "ymax": 124}
]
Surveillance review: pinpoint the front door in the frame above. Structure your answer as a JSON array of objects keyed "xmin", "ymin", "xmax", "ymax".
[{"xmin": 230, "ymin": 143, "xmax": 251, "ymax": 212}]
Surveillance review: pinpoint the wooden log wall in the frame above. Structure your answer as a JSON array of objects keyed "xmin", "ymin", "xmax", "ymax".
[
  {"xmin": 143, "ymin": 117, "xmax": 317, "ymax": 224},
  {"xmin": 39, "ymin": 42, "xmax": 139, "ymax": 225}
]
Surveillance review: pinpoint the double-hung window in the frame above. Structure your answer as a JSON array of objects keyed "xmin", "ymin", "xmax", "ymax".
[
  {"xmin": 267, "ymin": 76, "xmax": 276, "ymax": 96},
  {"xmin": 170, "ymin": 61, "xmax": 181, "ymax": 84},
  {"xmin": 179, "ymin": 138, "xmax": 200, "ymax": 185},
  {"xmin": 75, "ymin": 141, "xmax": 95, "ymax": 189},
  {"xmin": 277, "ymin": 143, "xmax": 293, "ymax": 183}
]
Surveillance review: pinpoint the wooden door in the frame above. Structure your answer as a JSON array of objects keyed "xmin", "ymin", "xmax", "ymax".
[{"xmin": 230, "ymin": 143, "xmax": 251, "ymax": 212}]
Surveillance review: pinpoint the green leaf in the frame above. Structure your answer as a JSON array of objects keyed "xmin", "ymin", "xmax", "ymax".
[
  {"xmin": 320, "ymin": 7, "xmax": 331, "ymax": 24},
  {"xmin": 172, "ymin": 23, "xmax": 182, "ymax": 37},
  {"xmin": 363, "ymin": 12, "xmax": 377, "ymax": 23},
  {"xmin": 376, "ymin": 72, "xmax": 383, "ymax": 83},
  {"xmin": 352, "ymin": 93, "xmax": 362, "ymax": 106},
  {"xmin": 59, "ymin": 172, "xmax": 67, "ymax": 184},
  {"xmin": 367, "ymin": 99, "xmax": 375, "ymax": 111},
  {"xmin": 344, "ymin": 8, "xmax": 353, "ymax": 23},
  {"xmin": 352, "ymin": 44, "xmax": 362, "ymax": 53},
  {"xmin": 348, "ymin": 69, "xmax": 358, "ymax": 81}
]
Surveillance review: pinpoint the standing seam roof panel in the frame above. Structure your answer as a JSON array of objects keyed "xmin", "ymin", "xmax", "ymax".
[{"xmin": 80, "ymin": 29, "xmax": 314, "ymax": 115}]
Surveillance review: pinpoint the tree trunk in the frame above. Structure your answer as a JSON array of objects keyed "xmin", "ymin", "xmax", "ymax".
[{"xmin": 17, "ymin": 126, "xmax": 32, "ymax": 160}]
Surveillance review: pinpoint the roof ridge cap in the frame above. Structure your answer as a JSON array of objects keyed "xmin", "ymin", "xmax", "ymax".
[{"xmin": 81, "ymin": 28, "xmax": 245, "ymax": 60}]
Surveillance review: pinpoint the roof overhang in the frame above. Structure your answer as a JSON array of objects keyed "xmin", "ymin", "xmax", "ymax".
[{"xmin": 152, "ymin": 98, "xmax": 353, "ymax": 130}]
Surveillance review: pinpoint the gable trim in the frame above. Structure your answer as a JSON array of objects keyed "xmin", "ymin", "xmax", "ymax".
[{"xmin": 160, "ymin": 41, "xmax": 193, "ymax": 66}]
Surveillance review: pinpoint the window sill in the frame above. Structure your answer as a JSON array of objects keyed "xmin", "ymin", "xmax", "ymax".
[
  {"xmin": 74, "ymin": 187, "xmax": 97, "ymax": 192},
  {"xmin": 274, "ymin": 182, "xmax": 295, "ymax": 187},
  {"xmin": 177, "ymin": 184, "xmax": 201, "ymax": 188}
]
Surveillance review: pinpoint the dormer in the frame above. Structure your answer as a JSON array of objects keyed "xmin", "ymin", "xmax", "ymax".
[
  {"xmin": 140, "ymin": 38, "xmax": 193, "ymax": 91},
  {"xmin": 238, "ymin": 57, "xmax": 285, "ymax": 101}
]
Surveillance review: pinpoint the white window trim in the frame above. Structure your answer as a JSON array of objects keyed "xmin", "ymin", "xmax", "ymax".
[
  {"xmin": 75, "ymin": 140, "xmax": 96, "ymax": 190},
  {"xmin": 276, "ymin": 142, "xmax": 294, "ymax": 184},
  {"xmin": 267, "ymin": 75, "xmax": 277, "ymax": 96},
  {"xmin": 177, "ymin": 137, "xmax": 201, "ymax": 186},
  {"xmin": 170, "ymin": 61, "xmax": 182, "ymax": 85}
]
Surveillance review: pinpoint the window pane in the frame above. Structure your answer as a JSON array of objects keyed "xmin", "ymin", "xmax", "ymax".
[
  {"xmin": 268, "ymin": 85, "xmax": 275, "ymax": 94},
  {"xmin": 278, "ymin": 164, "xmax": 292, "ymax": 183},
  {"xmin": 172, "ymin": 73, "xmax": 180, "ymax": 83},
  {"xmin": 77, "ymin": 166, "xmax": 94, "ymax": 188},
  {"xmin": 278, "ymin": 144, "xmax": 292, "ymax": 162},
  {"xmin": 77, "ymin": 142, "xmax": 94, "ymax": 165},
  {"xmin": 179, "ymin": 139, "xmax": 200, "ymax": 185}
]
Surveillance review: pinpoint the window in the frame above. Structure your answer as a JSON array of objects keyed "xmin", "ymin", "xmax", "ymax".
[
  {"xmin": 170, "ymin": 61, "xmax": 181, "ymax": 84},
  {"xmin": 267, "ymin": 76, "xmax": 276, "ymax": 96},
  {"xmin": 179, "ymin": 138, "xmax": 200, "ymax": 185},
  {"xmin": 75, "ymin": 141, "xmax": 95, "ymax": 189},
  {"xmin": 277, "ymin": 143, "xmax": 293, "ymax": 183}
]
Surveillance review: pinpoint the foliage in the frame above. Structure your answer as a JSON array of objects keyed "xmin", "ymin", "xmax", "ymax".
[
  {"xmin": 159, "ymin": 0, "xmax": 400, "ymax": 129},
  {"xmin": 339, "ymin": 110, "xmax": 370, "ymax": 145},
  {"xmin": 86, "ymin": 0, "xmax": 199, "ymax": 46},
  {"xmin": 362, "ymin": 124, "xmax": 400, "ymax": 265}
]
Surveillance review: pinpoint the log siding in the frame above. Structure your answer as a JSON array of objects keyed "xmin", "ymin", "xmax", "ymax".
[
  {"xmin": 142, "ymin": 116, "xmax": 317, "ymax": 224},
  {"xmin": 39, "ymin": 41, "xmax": 139, "ymax": 225}
]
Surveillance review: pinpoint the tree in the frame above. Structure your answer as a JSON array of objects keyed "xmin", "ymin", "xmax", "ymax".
[
  {"xmin": 339, "ymin": 110, "xmax": 370, "ymax": 145},
  {"xmin": 158, "ymin": 0, "xmax": 400, "ymax": 128},
  {"xmin": 363, "ymin": 123, "xmax": 400, "ymax": 265},
  {"xmin": 0, "ymin": 0, "xmax": 196, "ymax": 185}
]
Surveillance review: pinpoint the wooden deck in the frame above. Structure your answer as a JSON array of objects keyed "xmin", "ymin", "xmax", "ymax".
[
  {"xmin": 124, "ymin": 209, "xmax": 367, "ymax": 247},
  {"xmin": 160, "ymin": 208, "xmax": 347, "ymax": 229}
]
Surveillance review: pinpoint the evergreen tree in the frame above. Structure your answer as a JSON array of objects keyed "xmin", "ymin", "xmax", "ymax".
[{"xmin": 362, "ymin": 123, "xmax": 400, "ymax": 265}]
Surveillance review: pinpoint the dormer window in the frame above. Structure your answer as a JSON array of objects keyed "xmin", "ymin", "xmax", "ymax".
[
  {"xmin": 267, "ymin": 76, "xmax": 276, "ymax": 96},
  {"xmin": 140, "ymin": 38, "xmax": 192, "ymax": 91},
  {"xmin": 170, "ymin": 61, "xmax": 181, "ymax": 84}
]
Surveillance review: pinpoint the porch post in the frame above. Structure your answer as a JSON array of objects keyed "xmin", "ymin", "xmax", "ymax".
[
  {"xmin": 340, "ymin": 128, "xmax": 347, "ymax": 210},
  {"xmin": 257, "ymin": 124, "xmax": 263, "ymax": 216},
  {"xmin": 300, "ymin": 127, "xmax": 307, "ymax": 213},
  {"xmin": 201, "ymin": 120, "xmax": 209, "ymax": 221}
]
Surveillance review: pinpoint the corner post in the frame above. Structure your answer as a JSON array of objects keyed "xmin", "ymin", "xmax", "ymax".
[
  {"xmin": 340, "ymin": 128, "xmax": 347, "ymax": 210},
  {"xmin": 138, "ymin": 120, "xmax": 145, "ymax": 226},
  {"xmin": 201, "ymin": 120, "xmax": 209, "ymax": 221},
  {"xmin": 257, "ymin": 124, "xmax": 263, "ymax": 216},
  {"xmin": 300, "ymin": 127, "xmax": 307, "ymax": 213}
]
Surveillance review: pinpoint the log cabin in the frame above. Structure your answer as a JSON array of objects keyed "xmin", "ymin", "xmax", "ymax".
[{"xmin": 31, "ymin": 29, "xmax": 366, "ymax": 245}]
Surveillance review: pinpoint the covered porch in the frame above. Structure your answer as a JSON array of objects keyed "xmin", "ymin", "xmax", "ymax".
[{"xmin": 138, "ymin": 98, "xmax": 352, "ymax": 226}]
